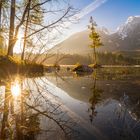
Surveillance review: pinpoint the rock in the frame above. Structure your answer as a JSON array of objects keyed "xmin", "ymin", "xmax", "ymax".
[{"xmin": 73, "ymin": 64, "xmax": 93, "ymax": 73}]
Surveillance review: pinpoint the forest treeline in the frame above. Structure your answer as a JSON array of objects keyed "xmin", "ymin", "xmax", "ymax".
[{"xmin": 23, "ymin": 51, "xmax": 140, "ymax": 65}]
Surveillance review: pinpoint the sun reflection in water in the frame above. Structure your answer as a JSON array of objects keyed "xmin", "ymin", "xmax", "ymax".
[{"xmin": 11, "ymin": 80, "xmax": 21, "ymax": 97}]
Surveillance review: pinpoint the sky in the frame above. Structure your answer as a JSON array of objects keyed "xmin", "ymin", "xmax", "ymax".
[
  {"xmin": 69, "ymin": 0, "xmax": 140, "ymax": 32},
  {"xmin": 14, "ymin": 0, "xmax": 140, "ymax": 52}
]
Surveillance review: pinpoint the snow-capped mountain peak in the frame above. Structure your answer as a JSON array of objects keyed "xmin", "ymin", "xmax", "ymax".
[
  {"xmin": 117, "ymin": 16, "xmax": 140, "ymax": 39},
  {"xmin": 126, "ymin": 16, "xmax": 140, "ymax": 24}
]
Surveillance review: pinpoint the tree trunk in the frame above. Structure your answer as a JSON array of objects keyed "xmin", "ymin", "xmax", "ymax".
[
  {"xmin": 0, "ymin": 0, "xmax": 2, "ymax": 29},
  {"xmin": 91, "ymin": 23, "xmax": 97, "ymax": 64},
  {"xmin": 93, "ymin": 45, "xmax": 97, "ymax": 64},
  {"xmin": 21, "ymin": 0, "xmax": 31, "ymax": 60},
  {"xmin": 7, "ymin": 0, "xmax": 16, "ymax": 56},
  {"xmin": 0, "ymin": 85, "xmax": 10, "ymax": 139}
]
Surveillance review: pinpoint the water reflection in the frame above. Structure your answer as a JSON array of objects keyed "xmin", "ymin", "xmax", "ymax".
[
  {"xmin": 0, "ymin": 67, "xmax": 139, "ymax": 140},
  {"xmin": 74, "ymin": 71, "xmax": 93, "ymax": 77},
  {"xmin": 88, "ymin": 71, "xmax": 103, "ymax": 123},
  {"xmin": 0, "ymin": 74, "xmax": 77, "ymax": 140},
  {"xmin": 45, "ymin": 67, "xmax": 140, "ymax": 139},
  {"xmin": 0, "ymin": 77, "xmax": 39, "ymax": 140},
  {"xmin": 108, "ymin": 94, "xmax": 140, "ymax": 140}
]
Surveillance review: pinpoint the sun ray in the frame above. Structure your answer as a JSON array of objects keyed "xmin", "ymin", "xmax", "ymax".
[{"xmin": 11, "ymin": 80, "xmax": 21, "ymax": 97}]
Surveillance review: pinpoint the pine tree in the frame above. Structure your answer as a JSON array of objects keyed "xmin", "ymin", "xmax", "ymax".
[{"xmin": 88, "ymin": 16, "xmax": 102, "ymax": 64}]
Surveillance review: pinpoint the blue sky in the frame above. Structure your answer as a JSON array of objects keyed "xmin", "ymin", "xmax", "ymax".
[
  {"xmin": 69, "ymin": 0, "xmax": 140, "ymax": 31},
  {"xmin": 14, "ymin": 0, "xmax": 140, "ymax": 52}
]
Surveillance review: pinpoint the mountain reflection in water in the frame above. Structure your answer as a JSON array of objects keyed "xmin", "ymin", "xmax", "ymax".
[
  {"xmin": 45, "ymin": 67, "xmax": 140, "ymax": 140},
  {"xmin": 0, "ymin": 67, "xmax": 139, "ymax": 140}
]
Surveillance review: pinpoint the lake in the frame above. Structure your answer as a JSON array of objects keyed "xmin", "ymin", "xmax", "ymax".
[{"xmin": 0, "ymin": 67, "xmax": 140, "ymax": 140}]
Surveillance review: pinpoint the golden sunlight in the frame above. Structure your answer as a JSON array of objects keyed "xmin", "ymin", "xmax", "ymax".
[
  {"xmin": 11, "ymin": 81, "xmax": 21, "ymax": 97},
  {"xmin": 14, "ymin": 32, "xmax": 23, "ymax": 53}
]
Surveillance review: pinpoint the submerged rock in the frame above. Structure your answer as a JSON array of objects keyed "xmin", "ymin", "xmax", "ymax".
[{"xmin": 73, "ymin": 64, "xmax": 93, "ymax": 73}]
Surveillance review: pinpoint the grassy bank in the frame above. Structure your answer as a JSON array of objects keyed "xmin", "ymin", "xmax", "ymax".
[{"xmin": 0, "ymin": 55, "xmax": 44, "ymax": 76}]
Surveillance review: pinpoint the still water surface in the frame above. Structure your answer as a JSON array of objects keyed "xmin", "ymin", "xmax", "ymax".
[{"xmin": 0, "ymin": 67, "xmax": 140, "ymax": 140}]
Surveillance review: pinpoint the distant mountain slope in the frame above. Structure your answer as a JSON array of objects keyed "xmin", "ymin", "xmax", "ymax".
[
  {"xmin": 52, "ymin": 30, "xmax": 92, "ymax": 55},
  {"xmin": 50, "ymin": 16, "xmax": 140, "ymax": 55},
  {"xmin": 50, "ymin": 29, "xmax": 111, "ymax": 55}
]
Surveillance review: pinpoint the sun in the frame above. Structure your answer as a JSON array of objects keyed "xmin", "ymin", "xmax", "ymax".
[
  {"xmin": 11, "ymin": 80, "xmax": 21, "ymax": 97},
  {"xmin": 14, "ymin": 32, "xmax": 23, "ymax": 54}
]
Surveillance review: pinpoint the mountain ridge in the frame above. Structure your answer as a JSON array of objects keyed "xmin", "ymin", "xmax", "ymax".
[{"xmin": 50, "ymin": 16, "xmax": 140, "ymax": 55}]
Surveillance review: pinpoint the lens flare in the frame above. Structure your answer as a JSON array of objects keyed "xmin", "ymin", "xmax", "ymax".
[{"xmin": 11, "ymin": 81, "xmax": 21, "ymax": 97}]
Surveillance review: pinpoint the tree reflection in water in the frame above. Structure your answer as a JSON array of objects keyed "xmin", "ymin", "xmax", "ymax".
[
  {"xmin": 0, "ymin": 74, "xmax": 77, "ymax": 140},
  {"xmin": 88, "ymin": 70, "xmax": 103, "ymax": 123}
]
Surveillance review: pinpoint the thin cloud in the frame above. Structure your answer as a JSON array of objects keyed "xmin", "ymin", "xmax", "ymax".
[
  {"xmin": 76, "ymin": 0, "xmax": 108, "ymax": 19},
  {"xmin": 64, "ymin": 0, "xmax": 108, "ymax": 27},
  {"xmin": 48, "ymin": 0, "xmax": 108, "ymax": 49}
]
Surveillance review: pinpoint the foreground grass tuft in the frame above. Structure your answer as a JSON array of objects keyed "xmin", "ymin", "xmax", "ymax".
[{"xmin": 0, "ymin": 55, "xmax": 44, "ymax": 75}]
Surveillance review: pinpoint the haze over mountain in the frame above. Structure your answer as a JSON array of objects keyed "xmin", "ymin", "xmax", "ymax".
[{"xmin": 50, "ymin": 16, "xmax": 140, "ymax": 55}]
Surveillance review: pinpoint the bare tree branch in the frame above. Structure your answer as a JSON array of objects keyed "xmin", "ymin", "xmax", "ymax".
[
  {"xmin": 30, "ymin": 0, "xmax": 51, "ymax": 10},
  {"xmin": 26, "ymin": 7, "xmax": 71, "ymax": 39},
  {"xmin": 25, "ymin": 103, "xmax": 67, "ymax": 136}
]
